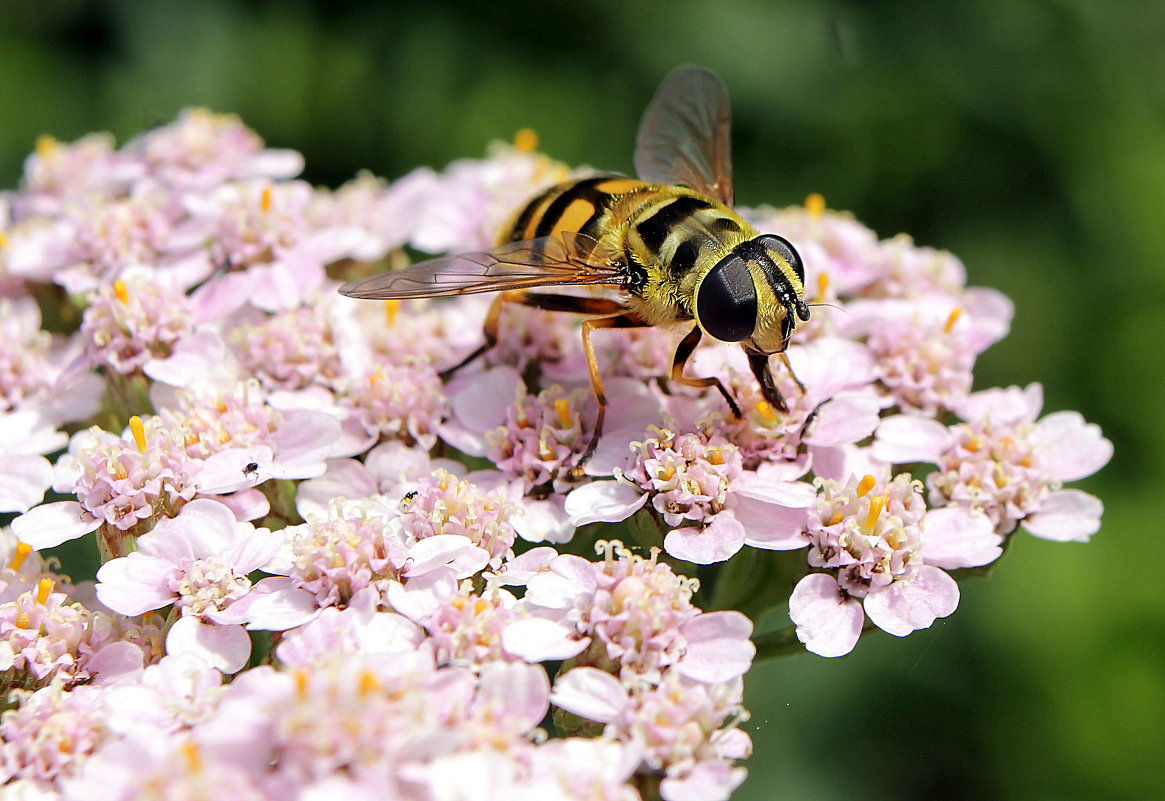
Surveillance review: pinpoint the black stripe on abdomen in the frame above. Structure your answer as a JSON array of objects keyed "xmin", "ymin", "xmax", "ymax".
[
  {"xmin": 635, "ymin": 195, "xmax": 712, "ymax": 252},
  {"xmin": 533, "ymin": 176, "xmax": 612, "ymax": 238}
]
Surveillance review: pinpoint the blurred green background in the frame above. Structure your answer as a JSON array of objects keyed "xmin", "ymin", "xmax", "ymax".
[{"xmin": 1, "ymin": 1, "xmax": 1158, "ymax": 798}]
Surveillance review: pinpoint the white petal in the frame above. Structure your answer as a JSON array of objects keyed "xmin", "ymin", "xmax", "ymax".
[
  {"xmin": 502, "ymin": 617, "xmax": 588, "ymax": 662},
  {"xmin": 1031, "ymin": 411, "xmax": 1113, "ymax": 482},
  {"xmin": 512, "ymin": 495, "xmax": 576, "ymax": 544},
  {"xmin": 872, "ymin": 414, "xmax": 951, "ymax": 464},
  {"xmin": 803, "ymin": 391, "xmax": 882, "ymax": 447},
  {"xmin": 165, "ymin": 617, "xmax": 252, "ymax": 674},
  {"xmin": 664, "ymin": 513, "xmax": 745, "ymax": 565},
  {"xmin": 922, "ymin": 506, "xmax": 1002, "ymax": 569},
  {"xmin": 788, "ymin": 573, "xmax": 864, "ymax": 658},
  {"xmin": 863, "ymin": 565, "xmax": 959, "ymax": 637},
  {"xmin": 11, "ymin": 501, "xmax": 100, "ymax": 550},
  {"xmin": 549, "ymin": 667, "xmax": 626, "ymax": 723},
  {"xmin": 564, "ymin": 481, "xmax": 647, "ymax": 526},
  {"xmin": 1022, "ymin": 489, "xmax": 1103, "ymax": 542},
  {"xmin": 0, "ymin": 454, "xmax": 53, "ymax": 513}
]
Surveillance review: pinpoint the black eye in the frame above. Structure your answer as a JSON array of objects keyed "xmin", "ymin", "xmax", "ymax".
[
  {"xmin": 757, "ymin": 234, "xmax": 805, "ymax": 286},
  {"xmin": 696, "ymin": 255, "xmax": 757, "ymax": 342}
]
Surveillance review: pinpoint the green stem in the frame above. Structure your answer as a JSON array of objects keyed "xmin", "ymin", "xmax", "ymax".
[{"xmin": 752, "ymin": 625, "xmax": 805, "ymax": 660}]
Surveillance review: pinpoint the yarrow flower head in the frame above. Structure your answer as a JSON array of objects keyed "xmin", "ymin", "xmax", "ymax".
[{"xmin": 0, "ymin": 101, "xmax": 1112, "ymax": 800}]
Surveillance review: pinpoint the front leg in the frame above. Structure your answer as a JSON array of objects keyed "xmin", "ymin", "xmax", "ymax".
[{"xmin": 670, "ymin": 325, "xmax": 743, "ymax": 418}]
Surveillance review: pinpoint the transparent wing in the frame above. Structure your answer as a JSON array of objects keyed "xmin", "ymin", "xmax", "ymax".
[
  {"xmin": 634, "ymin": 66, "xmax": 734, "ymax": 206},
  {"xmin": 338, "ymin": 232, "xmax": 627, "ymax": 299}
]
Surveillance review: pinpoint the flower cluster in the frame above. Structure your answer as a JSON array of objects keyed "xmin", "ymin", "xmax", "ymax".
[{"xmin": 0, "ymin": 111, "xmax": 1111, "ymax": 799}]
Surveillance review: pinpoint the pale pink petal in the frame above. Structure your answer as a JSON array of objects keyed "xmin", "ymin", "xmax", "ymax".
[
  {"xmin": 863, "ymin": 565, "xmax": 959, "ymax": 637},
  {"xmin": 922, "ymin": 506, "xmax": 1002, "ymax": 569},
  {"xmin": 678, "ymin": 611, "xmax": 755, "ymax": 683},
  {"xmin": 730, "ymin": 487, "xmax": 811, "ymax": 551},
  {"xmin": 549, "ymin": 666, "xmax": 627, "ymax": 723},
  {"xmin": 512, "ymin": 495, "xmax": 575, "ymax": 544},
  {"xmin": 242, "ymin": 578, "xmax": 319, "ymax": 630},
  {"xmin": 1022, "ymin": 489, "xmax": 1103, "ymax": 542},
  {"xmin": 11, "ymin": 500, "xmax": 100, "ymax": 549},
  {"xmin": 193, "ymin": 446, "xmax": 274, "ymax": 494},
  {"xmin": 267, "ymin": 410, "xmax": 341, "ymax": 479},
  {"xmin": 872, "ymin": 414, "xmax": 952, "ymax": 464},
  {"xmin": 802, "ymin": 390, "xmax": 882, "ymax": 447},
  {"xmin": 451, "ymin": 366, "xmax": 521, "ymax": 433},
  {"xmin": 295, "ymin": 458, "xmax": 378, "ymax": 520},
  {"xmin": 789, "ymin": 573, "xmax": 864, "ymax": 657},
  {"xmin": 0, "ymin": 454, "xmax": 54, "ymax": 513},
  {"xmin": 660, "ymin": 760, "xmax": 748, "ymax": 801},
  {"xmin": 84, "ymin": 641, "xmax": 146, "ymax": 685},
  {"xmin": 1031, "ymin": 411, "xmax": 1113, "ymax": 482},
  {"xmin": 95, "ymin": 554, "xmax": 177, "ymax": 615},
  {"xmin": 502, "ymin": 617, "xmax": 588, "ymax": 662},
  {"xmin": 384, "ymin": 568, "xmax": 458, "ymax": 624},
  {"xmin": 150, "ymin": 498, "xmax": 242, "ymax": 559},
  {"xmin": 711, "ymin": 728, "xmax": 752, "ymax": 760},
  {"xmin": 475, "ymin": 661, "xmax": 550, "ymax": 730},
  {"xmin": 495, "ymin": 547, "xmax": 558, "ymax": 585},
  {"xmin": 959, "ymin": 383, "xmax": 1042, "ymax": 425},
  {"xmin": 809, "ymin": 443, "xmax": 888, "ymax": 485},
  {"xmin": 165, "ymin": 616, "xmax": 252, "ymax": 674},
  {"xmin": 664, "ymin": 512, "xmax": 745, "ymax": 565},
  {"xmin": 564, "ymin": 481, "xmax": 648, "ymax": 526},
  {"xmin": 214, "ymin": 488, "xmax": 270, "ymax": 522},
  {"xmin": 405, "ymin": 534, "xmax": 489, "ymax": 579}
]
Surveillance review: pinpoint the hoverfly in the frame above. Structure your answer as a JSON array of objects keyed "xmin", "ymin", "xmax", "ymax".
[{"xmin": 341, "ymin": 67, "xmax": 810, "ymax": 466}]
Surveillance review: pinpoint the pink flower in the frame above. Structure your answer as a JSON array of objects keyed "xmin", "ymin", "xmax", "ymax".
[
  {"xmin": 789, "ymin": 473, "xmax": 1000, "ymax": 657},
  {"xmin": 95, "ymin": 499, "xmax": 283, "ymax": 672},
  {"xmin": 873, "ymin": 383, "xmax": 1112, "ymax": 539}
]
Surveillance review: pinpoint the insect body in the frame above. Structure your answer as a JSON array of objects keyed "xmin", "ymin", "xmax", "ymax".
[{"xmin": 341, "ymin": 67, "xmax": 809, "ymax": 465}]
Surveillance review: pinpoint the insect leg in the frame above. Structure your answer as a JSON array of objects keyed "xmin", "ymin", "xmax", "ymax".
[
  {"xmin": 439, "ymin": 292, "xmax": 629, "ymax": 381},
  {"xmin": 438, "ymin": 293, "xmax": 508, "ymax": 380},
  {"xmin": 579, "ymin": 312, "xmax": 652, "ymax": 470},
  {"xmin": 670, "ymin": 325, "xmax": 743, "ymax": 418},
  {"xmin": 746, "ymin": 350, "xmax": 789, "ymax": 413}
]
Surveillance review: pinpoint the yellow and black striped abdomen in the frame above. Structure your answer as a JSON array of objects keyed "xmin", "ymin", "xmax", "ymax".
[{"xmin": 500, "ymin": 175, "xmax": 757, "ymax": 327}]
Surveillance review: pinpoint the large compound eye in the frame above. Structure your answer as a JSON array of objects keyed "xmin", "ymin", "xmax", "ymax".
[
  {"xmin": 757, "ymin": 234, "xmax": 805, "ymax": 286},
  {"xmin": 696, "ymin": 254, "xmax": 757, "ymax": 342}
]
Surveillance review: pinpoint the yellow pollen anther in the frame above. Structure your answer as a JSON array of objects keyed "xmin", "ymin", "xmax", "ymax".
[
  {"xmin": 129, "ymin": 415, "xmax": 148, "ymax": 452},
  {"xmin": 384, "ymin": 298, "xmax": 401, "ymax": 327},
  {"xmin": 185, "ymin": 433, "xmax": 200, "ymax": 447},
  {"xmin": 473, "ymin": 599, "xmax": 490, "ymax": 616},
  {"xmin": 0, "ymin": 230, "xmax": 9, "ymax": 249},
  {"xmin": 36, "ymin": 577, "xmax": 53, "ymax": 605},
  {"xmin": 864, "ymin": 496, "xmax": 885, "ymax": 531},
  {"xmin": 514, "ymin": 128, "xmax": 539, "ymax": 153},
  {"xmin": 9, "ymin": 542, "xmax": 31, "ymax": 571},
  {"xmin": 944, "ymin": 307, "xmax": 961, "ymax": 334},
  {"xmin": 113, "ymin": 280, "xmax": 129, "ymax": 305},
  {"xmin": 36, "ymin": 135, "xmax": 58, "ymax": 160},
  {"xmin": 181, "ymin": 741, "xmax": 202, "ymax": 773},
  {"xmin": 658, "ymin": 465, "xmax": 676, "ymax": 482},
  {"xmin": 216, "ymin": 400, "xmax": 227, "ymax": 414},
  {"xmin": 707, "ymin": 447, "xmax": 725, "ymax": 466},
  {"xmin": 369, "ymin": 370, "xmax": 384, "ymax": 387},
  {"xmin": 554, "ymin": 398, "xmax": 572, "ymax": 428},
  {"xmin": 359, "ymin": 670, "xmax": 382, "ymax": 697},
  {"xmin": 828, "ymin": 510, "xmax": 844, "ymax": 526},
  {"xmin": 294, "ymin": 669, "xmax": 309, "ymax": 699},
  {"xmin": 856, "ymin": 475, "xmax": 877, "ymax": 497},
  {"xmin": 260, "ymin": 185, "xmax": 273, "ymax": 214},
  {"xmin": 816, "ymin": 272, "xmax": 829, "ymax": 303},
  {"xmin": 451, "ymin": 596, "xmax": 467, "ymax": 610},
  {"xmin": 805, "ymin": 192, "xmax": 826, "ymax": 217},
  {"xmin": 755, "ymin": 401, "xmax": 776, "ymax": 424}
]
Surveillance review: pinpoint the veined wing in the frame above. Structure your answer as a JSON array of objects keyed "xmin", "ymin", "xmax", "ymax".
[
  {"xmin": 339, "ymin": 233, "xmax": 628, "ymax": 299},
  {"xmin": 634, "ymin": 66, "xmax": 734, "ymax": 206}
]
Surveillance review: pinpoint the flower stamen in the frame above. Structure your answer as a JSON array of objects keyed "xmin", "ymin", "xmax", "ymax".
[{"xmin": 129, "ymin": 415, "xmax": 148, "ymax": 452}]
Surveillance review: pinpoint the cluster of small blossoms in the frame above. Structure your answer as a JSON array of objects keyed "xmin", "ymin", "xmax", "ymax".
[{"xmin": 0, "ymin": 108, "xmax": 1112, "ymax": 800}]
